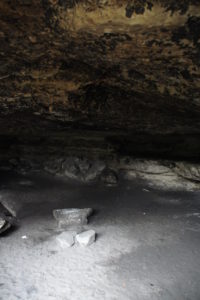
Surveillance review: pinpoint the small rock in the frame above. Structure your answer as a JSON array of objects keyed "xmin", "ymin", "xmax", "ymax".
[
  {"xmin": 76, "ymin": 230, "xmax": 96, "ymax": 247},
  {"xmin": 53, "ymin": 208, "xmax": 93, "ymax": 228},
  {"xmin": 0, "ymin": 201, "xmax": 18, "ymax": 235},
  {"xmin": 0, "ymin": 219, "xmax": 11, "ymax": 234},
  {"xmin": 56, "ymin": 231, "xmax": 75, "ymax": 248},
  {"xmin": 0, "ymin": 218, "xmax": 7, "ymax": 231}
]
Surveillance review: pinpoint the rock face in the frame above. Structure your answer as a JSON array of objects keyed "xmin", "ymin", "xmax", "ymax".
[
  {"xmin": 0, "ymin": 1, "xmax": 200, "ymax": 160},
  {"xmin": 122, "ymin": 158, "xmax": 200, "ymax": 190}
]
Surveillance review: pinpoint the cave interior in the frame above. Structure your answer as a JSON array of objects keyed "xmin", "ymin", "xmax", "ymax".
[{"xmin": 0, "ymin": 1, "xmax": 200, "ymax": 299}]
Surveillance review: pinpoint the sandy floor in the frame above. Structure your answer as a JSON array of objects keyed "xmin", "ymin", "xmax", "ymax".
[{"xmin": 0, "ymin": 170, "xmax": 200, "ymax": 300}]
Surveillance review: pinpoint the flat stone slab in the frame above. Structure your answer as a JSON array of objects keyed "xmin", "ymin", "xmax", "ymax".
[
  {"xmin": 53, "ymin": 208, "xmax": 93, "ymax": 228},
  {"xmin": 56, "ymin": 231, "xmax": 75, "ymax": 248},
  {"xmin": 76, "ymin": 230, "xmax": 96, "ymax": 247}
]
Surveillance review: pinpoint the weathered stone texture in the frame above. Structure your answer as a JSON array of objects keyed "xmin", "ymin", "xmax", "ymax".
[{"xmin": 0, "ymin": 1, "xmax": 200, "ymax": 158}]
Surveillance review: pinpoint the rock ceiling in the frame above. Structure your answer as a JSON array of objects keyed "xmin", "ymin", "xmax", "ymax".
[{"xmin": 0, "ymin": 0, "xmax": 200, "ymax": 159}]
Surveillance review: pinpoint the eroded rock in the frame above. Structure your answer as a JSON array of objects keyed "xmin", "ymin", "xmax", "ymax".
[
  {"xmin": 44, "ymin": 157, "xmax": 106, "ymax": 182},
  {"xmin": 124, "ymin": 159, "xmax": 200, "ymax": 191},
  {"xmin": 173, "ymin": 162, "xmax": 200, "ymax": 182}
]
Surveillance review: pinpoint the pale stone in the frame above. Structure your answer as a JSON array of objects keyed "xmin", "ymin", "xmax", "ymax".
[
  {"xmin": 76, "ymin": 230, "xmax": 96, "ymax": 247},
  {"xmin": 56, "ymin": 231, "xmax": 75, "ymax": 248}
]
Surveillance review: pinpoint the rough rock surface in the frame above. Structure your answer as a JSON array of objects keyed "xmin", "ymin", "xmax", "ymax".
[
  {"xmin": 0, "ymin": 1, "xmax": 200, "ymax": 160},
  {"xmin": 173, "ymin": 162, "xmax": 200, "ymax": 182},
  {"xmin": 3, "ymin": 152, "xmax": 200, "ymax": 189},
  {"xmin": 53, "ymin": 208, "xmax": 93, "ymax": 228},
  {"xmin": 121, "ymin": 158, "xmax": 200, "ymax": 190},
  {"xmin": 60, "ymin": 157, "xmax": 105, "ymax": 181}
]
